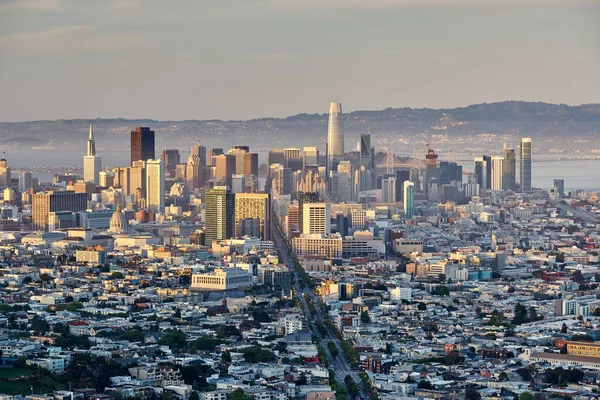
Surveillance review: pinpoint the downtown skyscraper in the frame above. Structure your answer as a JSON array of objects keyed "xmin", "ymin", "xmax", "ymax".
[
  {"xmin": 327, "ymin": 101, "xmax": 343, "ymax": 176},
  {"xmin": 520, "ymin": 138, "xmax": 532, "ymax": 192},
  {"xmin": 145, "ymin": 159, "xmax": 165, "ymax": 213},
  {"xmin": 131, "ymin": 127, "xmax": 155, "ymax": 165},
  {"xmin": 205, "ymin": 186, "xmax": 235, "ymax": 245},
  {"xmin": 83, "ymin": 123, "xmax": 102, "ymax": 185}
]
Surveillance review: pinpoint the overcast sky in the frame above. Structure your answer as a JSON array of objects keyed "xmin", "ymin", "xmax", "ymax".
[{"xmin": 0, "ymin": 0, "xmax": 599, "ymax": 122}]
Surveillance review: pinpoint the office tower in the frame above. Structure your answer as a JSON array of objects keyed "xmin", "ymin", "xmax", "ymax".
[
  {"xmin": 214, "ymin": 154, "xmax": 236, "ymax": 188},
  {"xmin": 303, "ymin": 147, "xmax": 319, "ymax": 169},
  {"xmin": 296, "ymin": 169, "xmax": 328, "ymax": 200},
  {"xmin": 482, "ymin": 155, "xmax": 492, "ymax": 189},
  {"xmin": 395, "ymin": 170, "xmax": 410, "ymax": 202},
  {"xmin": 403, "ymin": 181, "xmax": 415, "ymax": 218},
  {"xmin": 99, "ymin": 171, "xmax": 114, "ymax": 188},
  {"xmin": 336, "ymin": 214, "xmax": 349, "ymax": 237},
  {"xmin": 424, "ymin": 148, "xmax": 438, "ymax": 193},
  {"xmin": 359, "ymin": 133, "xmax": 375, "ymax": 190},
  {"xmin": 440, "ymin": 184, "xmax": 460, "ymax": 204},
  {"xmin": 231, "ymin": 175, "xmax": 246, "ymax": 193},
  {"xmin": 302, "ymin": 202, "xmax": 331, "ymax": 235},
  {"xmin": 186, "ymin": 153, "xmax": 203, "ymax": 190},
  {"xmin": 327, "ymin": 101, "xmax": 343, "ymax": 175},
  {"xmin": 354, "ymin": 165, "xmax": 373, "ymax": 195},
  {"xmin": 438, "ymin": 161, "xmax": 462, "ymax": 186},
  {"xmin": 130, "ymin": 127, "xmax": 155, "ymax": 165},
  {"xmin": 554, "ymin": 179, "xmax": 565, "ymax": 197},
  {"xmin": 409, "ymin": 168, "xmax": 421, "ymax": 192},
  {"xmin": 463, "ymin": 173, "xmax": 480, "ymax": 199},
  {"xmin": 382, "ymin": 176, "xmax": 397, "ymax": 202},
  {"xmin": 113, "ymin": 161, "xmax": 145, "ymax": 196},
  {"xmin": 18, "ymin": 171, "xmax": 32, "ymax": 192},
  {"xmin": 268, "ymin": 149, "xmax": 286, "ymax": 167},
  {"xmin": 82, "ymin": 123, "xmax": 102, "ymax": 185},
  {"xmin": 234, "ymin": 193, "xmax": 270, "ymax": 240},
  {"xmin": 205, "ymin": 186, "xmax": 235, "ymax": 245},
  {"xmin": 73, "ymin": 180, "xmax": 95, "ymax": 201},
  {"xmin": 286, "ymin": 158, "xmax": 303, "ymax": 172},
  {"xmin": 520, "ymin": 138, "xmax": 532, "ymax": 192},
  {"xmin": 298, "ymin": 192, "xmax": 320, "ymax": 234},
  {"xmin": 474, "ymin": 157, "xmax": 488, "ymax": 190},
  {"xmin": 32, "ymin": 190, "xmax": 87, "ymax": 231},
  {"xmin": 502, "ymin": 145, "xmax": 516, "ymax": 191},
  {"xmin": 284, "ymin": 148, "xmax": 301, "ymax": 163},
  {"xmin": 0, "ymin": 157, "xmax": 11, "ymax": 189},
  {"xmin": 208, "ymin": 148, "xmax": 223, "ymax": 166},
  {"xmin": 145, "ymin": 159, "xmax": 165, "ymax": 213},
  {"xmin": 490, "ymin": 156, "xmax": 504, "ymax": 191},
  {"xmin": 161, "ymin": 149, "xmax": 181, "ymax": 173},
  {"xmin": 337, "ymin": 161, "xmax": 353, "ymax": 202},
  {"xmin": 228, "ymin": 146, "xmax": 249, "ymax": 175},
  {"xmin": 243, "ymin": 153, "xmax": 259, "ymax": 176}
]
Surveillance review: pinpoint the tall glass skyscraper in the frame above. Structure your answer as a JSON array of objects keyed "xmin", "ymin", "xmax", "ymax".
[
  {"xmin": 327, "ymin": 101, "xmax": 343, "ymax": 175},
  {"xmin": 403, "ymin": 181, "xmax": 415, "ymax": 218},
  {"xmin": 502, "ymin": 145, "xmax": 516, "ymax": 191},
  {"xmin": 520, "ymin": 138, "xmax": 532, "ymax": 192}
]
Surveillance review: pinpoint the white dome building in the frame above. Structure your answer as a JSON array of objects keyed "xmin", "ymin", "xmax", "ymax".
[{"xmin": 109, "ymin": 204, "xmax": 128, "ymax": 233}]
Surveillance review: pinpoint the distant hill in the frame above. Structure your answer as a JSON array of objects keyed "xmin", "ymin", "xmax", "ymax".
[{"xmin": 1, "ymin": 101, "xmax": 599, "ymax": 166}]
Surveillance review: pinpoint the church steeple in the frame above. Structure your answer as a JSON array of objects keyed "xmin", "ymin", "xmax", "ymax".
[{"xmin": 87, "ymin": 123, "xmax": 96, "ymax": 156}]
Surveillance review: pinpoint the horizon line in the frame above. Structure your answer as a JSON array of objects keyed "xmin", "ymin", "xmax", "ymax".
[{"xmin": 1, "ymin": 100, "xmax": 599, "ymax": 124}]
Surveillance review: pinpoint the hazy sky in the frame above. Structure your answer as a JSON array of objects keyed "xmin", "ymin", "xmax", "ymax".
[{"xmin": 1, "ymin": 0, "xmax": 599, "ymax": 122}]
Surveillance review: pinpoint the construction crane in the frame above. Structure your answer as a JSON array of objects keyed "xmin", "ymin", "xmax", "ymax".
[{"xmin": 425, "ymin": 132, "xmax": 433, "ymax": 151}]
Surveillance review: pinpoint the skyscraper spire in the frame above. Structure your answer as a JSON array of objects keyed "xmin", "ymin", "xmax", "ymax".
[
  {"xmin": 87, "ymin": 123, "xmax": 96, "ymax": 156},
  {"xmin": 83, "ymin": 122, "xmax": 102, "ymax": 185}
]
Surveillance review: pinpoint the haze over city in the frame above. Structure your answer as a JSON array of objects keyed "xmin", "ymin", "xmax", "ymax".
[{"xmin": 1, "ymin": 0, "xmax": 600, "ymax": 121}]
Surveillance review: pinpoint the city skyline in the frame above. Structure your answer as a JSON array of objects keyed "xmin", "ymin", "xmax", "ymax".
[{"xmin": 1, "ymin": 1, "xmax": 599, "ymax": 122}]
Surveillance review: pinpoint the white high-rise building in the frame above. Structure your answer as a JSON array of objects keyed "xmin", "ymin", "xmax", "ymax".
[
  {"xmin": 520, "ymin": 138, "xmax": 532, "ymax": 192},
  {"xmin": 403, "ymin": 181, "xmax": 415, "ymax": 218},
  {"xmin": 145, "ymin": 159, "xmax": 165, "ymax": 213},
  {"xmin": 327, "ymin": 101, "xmax": 343, "ymax": 175},
  {"xmin": 231, "ymin": 174, "xmax": 246, "ymax": 193},
  {"xmin": 83, "ymin": 123, "xmax": 102, "ymax": 185},
  {"xmin": 302, "ymin": 202, "xmax": 331, "ymax": 235},
  {"xmin": 491, "ymin": 156, "xmax": 504, "ymax": 191}
]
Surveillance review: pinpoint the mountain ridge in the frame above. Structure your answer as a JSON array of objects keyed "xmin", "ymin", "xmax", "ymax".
[{"xmin": 3, "ymin": 100, "xmax": 600, "ymax": 125}]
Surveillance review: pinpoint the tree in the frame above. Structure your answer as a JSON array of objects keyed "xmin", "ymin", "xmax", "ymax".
[
  {"xmin": 528, "ymin": 306, "xmax": 542, "ymax": 322},
  {"xmin": 417, "ymin": 302, "xmax": 427, "ymax": 311},
  {"xmin": 295, "ymin": 374, "xmax": 307, "ymax": 386},
  {"xmin": 30, "ymin": 315, "xmax": 50, "ymax": 335},
  {"xmin": 328, "ymin": 341, "xmax": 339, "ymax": 360},
  {"xmin": 555, "ymin": 253, "xmax": 565, "ymax": 263},
  {"xmin": 465, "ymin": 388, "xmax": 481, "ymax": 400},
  {"xmin": 445, "ymin": 350, "xmax": 463, "ymax": 366},
  {"xmin": 519, "ymin": 392, "xmax": 533, "ymax": 400},
  {"xmin": 561, "ymin": 323, "xmax": 568, "ymax": 333},
  {"xmin": 111, "ymin": 271, "xmax": 124, "ymax": 279},
  {"xmin": 512, "ymin": 303, "xmax": 528, "ymax": 325},
  {"xmin": 418, "ymin": 380, "xmax": 433, "ymax": 390},
  {"xmin": 189, "ymin": 392, "xmax": 200, "ymax": 400},
  {"xmin": 227, "ymin": 389, "xmax": 253, "ymax": 400},
  {"xmin": 221, "ymin": 351, "xmax": 231, "ymax": 363},
  {"xmin": 360, "ymin": 310, "xmax": 371, "ymax": 324}
]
